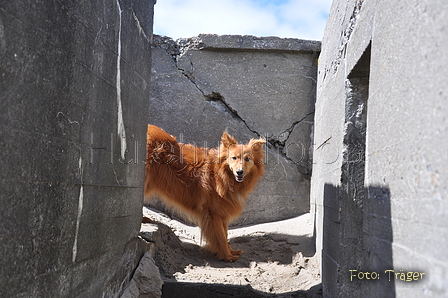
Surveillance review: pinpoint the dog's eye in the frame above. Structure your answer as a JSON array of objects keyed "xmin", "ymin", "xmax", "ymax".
[
  {"xmin": 232, "ymin": 156, "xmax": 238, "ymax": 160},
  {"xmin": 244, "ymin": 157, "xmax": 250, "ymax": 162}
]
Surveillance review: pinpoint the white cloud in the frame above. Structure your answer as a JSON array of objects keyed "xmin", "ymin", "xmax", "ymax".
[{"xmin": 153, "ymin": 0, "xmax": 333, "ymax": 41}]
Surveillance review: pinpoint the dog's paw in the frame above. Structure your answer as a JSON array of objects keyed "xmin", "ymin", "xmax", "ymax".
[
  {"xmin": 220, "ymin": 249, "xmax": 244, "ymax": 261},
  {"xmin": 231, "ymin": 249, "xmax": 244, "ymax": 256},
  {"xmin": 222, "ymin": 254, "xmax": 241, "ymax": 262}
]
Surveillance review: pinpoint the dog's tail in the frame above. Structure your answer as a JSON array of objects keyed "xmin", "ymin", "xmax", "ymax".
[
  {"xmin": 146, "ymin": 124, "xmax": 180, "ymax": 164},
  {"xmin": 147, "ymin": 124, "xmax": 177, "ymax": 144},
  {"xmin": 145, "ymin": 125, "xmax": 180, "ymax": 199}
]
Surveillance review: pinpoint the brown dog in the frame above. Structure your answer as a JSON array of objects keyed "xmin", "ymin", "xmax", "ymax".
[{"xmin": 144, "ymin": 125, "xmax": 265, "ymax": 261}]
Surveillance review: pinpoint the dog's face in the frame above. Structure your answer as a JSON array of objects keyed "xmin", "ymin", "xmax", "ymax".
[{"xmin": 221, "ymin": 132, "xmax": 265, "ymax": 182}]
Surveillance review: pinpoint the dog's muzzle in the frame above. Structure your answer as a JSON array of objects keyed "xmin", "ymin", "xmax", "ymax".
[{"xmin": 235, "ymin": 169, "xmax": 244, "ymax": 182}]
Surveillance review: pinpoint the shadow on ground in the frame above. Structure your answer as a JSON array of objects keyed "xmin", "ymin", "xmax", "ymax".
[
  {"xmin": 145, "ymin": 212, "xmax": 321, "ymax": 297},
  {"xmin": 151, "ymin": 221, "xmax": 316, "ymax": 272},
  {"xmin": 162, "ymin": 281, "xmax": 322, "ymax": 298}
]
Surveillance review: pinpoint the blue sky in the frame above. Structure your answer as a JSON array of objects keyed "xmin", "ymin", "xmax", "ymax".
[{"xmin": 153, "ymin": 0, "xmax": 334, "ymax": 41}]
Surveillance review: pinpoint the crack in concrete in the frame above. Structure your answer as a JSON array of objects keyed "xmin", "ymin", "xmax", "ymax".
[
  {"xmin": 267, "ymin": 111, "xmax": 314, "ymax": 156},
  {"xmin": 175, "ymin": 51, "xmax": 312, "ymax": 173},
  {"xmin": 203, "ymin": 92, "xmax": 262, "ymax": 137},
  {"xmin": 329, "ymin": 0, "xmax": 365, "ymax": 75},
  {"xmin": 282, "ymin": 112, "xmax": 315, "ymax": 143},
  {"xmin": 182, "ymin": 70, "xmax": 263, "ymax": 138},
  {"xmin": 178, "ymin": 60, "xmax": 314, "ymax": 155},
  {"xmin": 173, "ymin": 48, "xmax": 262, "ymax": 138}
]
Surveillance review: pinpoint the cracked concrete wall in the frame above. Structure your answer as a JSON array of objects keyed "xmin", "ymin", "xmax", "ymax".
[
  {"xmin": 0, "ymin": 1, "xmax": 158, "ymax": 297},
  {"xmin": 149, "ymin": 34, "xmax": 320, "ymax": 225},
  {"xmin": 311, "ymin": 0, "xmax": 448, "ymax": 297}
]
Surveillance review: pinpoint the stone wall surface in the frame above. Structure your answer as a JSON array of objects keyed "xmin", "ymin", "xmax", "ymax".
[
  {"xmin": 0, "ymin": 1, "xmax": 159, "ymax": 297},
  {"xmin": 311, "ymin": 0, "xmax": 448, "ymax": 297},
  {"xmin": 149, "ymin": 34, "xmax": 320, "ymax": 225}
]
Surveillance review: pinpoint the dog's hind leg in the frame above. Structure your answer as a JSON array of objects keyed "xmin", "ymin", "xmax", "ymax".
[{"xmin": 200, "ymin": 213, "xmax": 240, "ymax": 262}]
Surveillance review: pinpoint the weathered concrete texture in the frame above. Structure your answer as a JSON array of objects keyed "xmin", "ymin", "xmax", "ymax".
[
  {"xmin": 178, "ymin": 34, "xmax": 321, "ymax": 52},
  {"xmin": 311, "ymin": 0, "xmax": 448, "ymax": 297},
  {"xmin": 149, "ymin": 34, "xmax": 320, "ymax": 225},
  {"xmin": 0, "ymin": 1, "xmax": 157, "ymax": 297}
]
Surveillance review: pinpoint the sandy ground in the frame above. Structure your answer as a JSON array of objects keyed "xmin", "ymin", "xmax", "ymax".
[{"xmin": 142, "ymin": 207, "xmax": 322, "ymax": 297}]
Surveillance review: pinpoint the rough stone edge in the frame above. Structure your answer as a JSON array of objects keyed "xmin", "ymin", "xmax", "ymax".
[
  {"xmin": 153, "ymin": 34, "xmax": 321, "ymax": 53},
  {"xmin": 120, "ymin": 250, "xmax": 164, "ymax": 298},
  {"xmin": 197, "ymin": 34, "xmax": 321, "ymax": 52}
]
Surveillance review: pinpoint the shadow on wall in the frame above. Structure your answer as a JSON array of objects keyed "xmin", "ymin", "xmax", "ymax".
[
  {"xmin": 320, "ymin": 42, "xmax": 395, "ymax": 297},
  {"xmin": 322, "ymin": 184, "xmax": 395, "ymax": 298}
]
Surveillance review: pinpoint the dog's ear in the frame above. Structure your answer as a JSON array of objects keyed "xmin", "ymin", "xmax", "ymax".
[
  {"xmin": 248, "ymin": 138, "xmax": 265, "ymax": 164},
  {"xmin": 221, "ymin": 131, "xmax": 237, "ymax": 147},
  {"xmin": 248, "ymin": 137, "xmax": 266, "ymax": 150}
]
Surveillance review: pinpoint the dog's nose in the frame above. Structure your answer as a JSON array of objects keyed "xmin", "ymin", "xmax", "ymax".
[{"xmin": 236, "ymin": 169, "xmax": 244, "ymax": 176}]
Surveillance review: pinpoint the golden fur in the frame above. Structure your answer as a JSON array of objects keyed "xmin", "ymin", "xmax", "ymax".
[{"xmin": 144, "ymin": 124, "xmax": 265, "ymax": 261}]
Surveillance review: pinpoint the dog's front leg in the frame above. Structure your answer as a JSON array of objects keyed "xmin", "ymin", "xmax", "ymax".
[
  {"xmin": 200, "ymin": 214, "xmax": 240, "ymax": 261},
  {"xmin": 222, "ymin": 221, "xmax": 244, "ymax": 257}
]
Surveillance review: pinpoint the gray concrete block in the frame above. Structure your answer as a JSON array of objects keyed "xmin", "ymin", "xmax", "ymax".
[
  {"xmin": 312, "ymin": 0, "xmax": 448, "ymax": 297},
  {"xmin": 148, "ymin": 35, "xmax": 319, "ymax": 225},
  {"xmin": 0, "ymin": 0, "xmax": 155, "ymax": 296}
]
